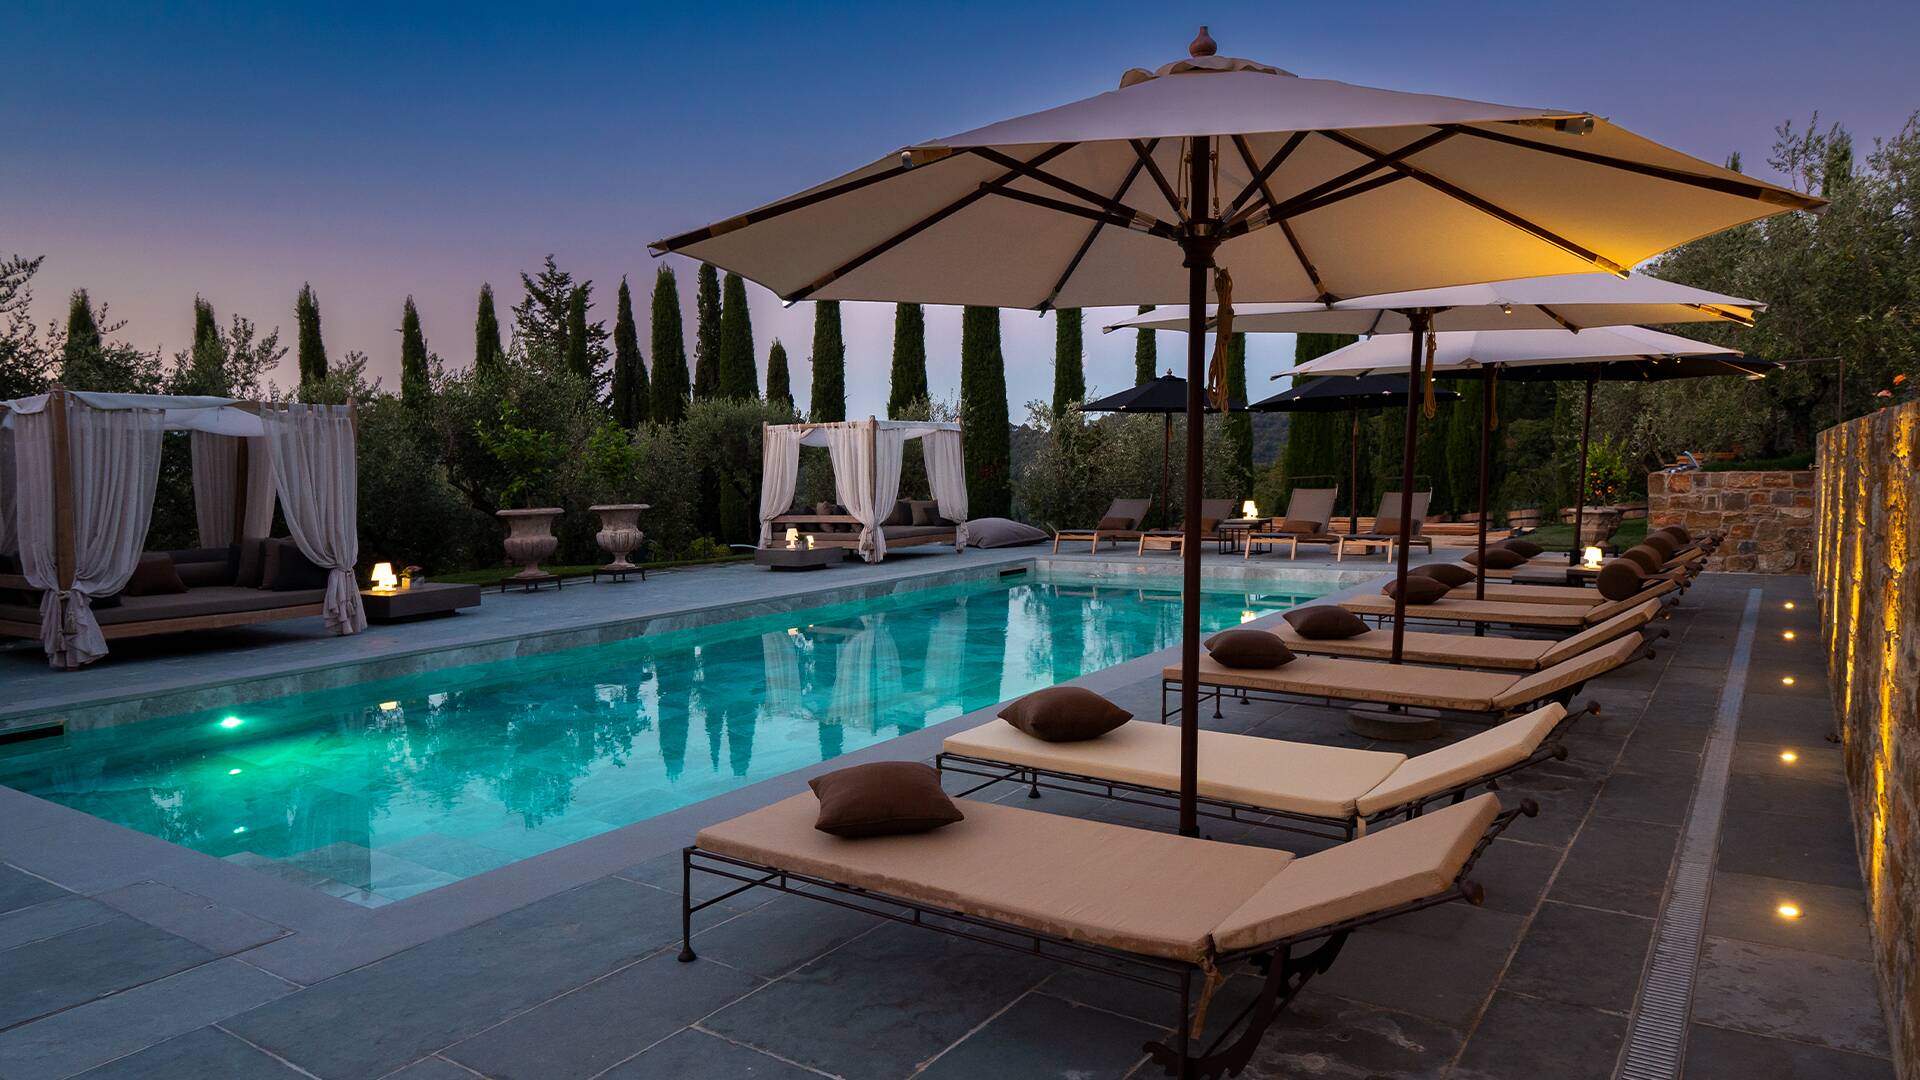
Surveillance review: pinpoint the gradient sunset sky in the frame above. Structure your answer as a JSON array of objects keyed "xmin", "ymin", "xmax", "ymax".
[{"xmin": 7, "ymin": 1, "xmax": 1916, "ymax": 415}]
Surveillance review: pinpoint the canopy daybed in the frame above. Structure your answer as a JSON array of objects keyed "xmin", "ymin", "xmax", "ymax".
[
  {"xmin": 759, "ymin": 418, "xmax": 968, "ymax": 563},
  {"xmin": 0, "ymin": 389, "xmax": 365, "ymax": 669}
]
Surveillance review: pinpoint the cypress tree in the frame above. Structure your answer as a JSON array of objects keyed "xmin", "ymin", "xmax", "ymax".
[
  {"xmin": 611, "ymin": 276, "xmax": 649, "ymax": 427},
  {"xmin": 649, "ymin": 266, "xmax": 690, "ymax": 423},
  {"xmin": 1052, "ymin": 308, "xmax": 1084, "ymax": 415},
  {"xmin": 692, "ymin": 263, "xmax": 722, "ymax": 399},
  {"xmin": 1225, "ymin": 331, "xmax": 1253, "ymax": 494},
  {"xmin": 473, "ymin": 283, "xmax": 505, "ymax": 376},
  {"xmin": 959, "ymin": 306, "xmax": 1011, "ymax": 517},
  {"xmin": 766, "ymin": 339, "xmax": 793, "ymax": 411},
  {"xmin": 295, "ymin": 283, "xmax": 327, "ymax": 385},
  {"xmin": 564, "ymin": 287, "xmax": 594, "ymax": 386},
  {"xmin": 400, "ymin": 296, "xmax": 430, "ymax": 411},
  {"xmin": 57, "ymin": 289, "xmax": 102, "ymax": 387},
  {"xmin": 1134, "ymin": 304, "xmax": 1158, "ymax": 385},
  {"xmin": 181, "ymin": 296, "xmax": 227, "ymax": 395},
  {"xmin": 887, "ymin": 302, "xmax": 928, "ymax": 414},
  {"xmin": 1281, "ymin": 332, "xmax": 1358, "ymax": 512},
  {"xmin": 809, "ymin": 301, "xmax": 845, "ymax": 422},
  {"xmin": 717, "ymin": 271, "xmax": 757, "ymax": 399}
]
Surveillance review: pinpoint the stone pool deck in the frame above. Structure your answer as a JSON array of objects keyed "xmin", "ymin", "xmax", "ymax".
[{"xmin": 0, "ymin": 558, "xmax": 1894, "ymax": 1079}]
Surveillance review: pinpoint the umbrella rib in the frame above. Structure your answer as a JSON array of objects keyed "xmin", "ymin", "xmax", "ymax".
[
  {"xmin": 1129, "ymin": 139, "xmax": 1184, "ymax": 218},
  {"xmin": 1230, "ymin": 134, "xmax": 1336, "ymax": 303},
  {"xmin": 1229, "ymin": 129, "xmax": 1455, "ymax": 231},
  {"xmin": 1222, "ymin": 131, "xmax": 1308, "ymax": 222},
  {"xmin": 784, "ymin": 143, "xmax": 1077, "ymax": 302},
  {"xmin": 983, "ymin": 185, "xmax": 1180, "ymax": 241},
  {"xmin": 971, "ymin": 147, "xmax": 1173, "ymax": 233},
  {"xmin": 650, "ymin": 154, "xmax": 954, "ymax": 254},
  {"xmin": 1534, "ymin": 303, "xmax": 1579, "ymax": 333},
  {"xmin": 1318, "ymin": 129, "xmax": 1630, "ymax": 276},
  {"xmin": 1445, "ymin": 124, "xmax": 1825, "ymax": 210},
  {"xmin": 1040, "ymin": 141, "xmax": 1157, "ymax": 312},
  {"xmin": 1226, "ymin": 171, "xmax": 1408, "ymax": 243}
]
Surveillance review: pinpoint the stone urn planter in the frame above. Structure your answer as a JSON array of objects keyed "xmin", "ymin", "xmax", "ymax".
[
  {"xmin": 1576, "ymin": 507, "xmax": 1623, "ymax": 550},
  {"xmin": 497, "ymin": 507, "xmax": 563, "ymax": 581},
  {"xmin": 589, "ymin": 503, "xmax": 650, "ymax": 574}
]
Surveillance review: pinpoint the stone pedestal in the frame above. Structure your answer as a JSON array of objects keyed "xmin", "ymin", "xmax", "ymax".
[
  {"xmin": 497, "ymin": 508, "xmax": 562, "ymax": 582},
  {"xmin": 590, "ymin": 503, "xmax": 650, "ymax": 574},
  {"xmin": 1577, "ymin": 508, "xmax": 1622, "ymax": 549}
]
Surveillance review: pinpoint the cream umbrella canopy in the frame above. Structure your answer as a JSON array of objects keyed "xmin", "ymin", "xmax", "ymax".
[{"xmin": 649, "ymin": 27, "xmax": 1818, "ymax": 846}]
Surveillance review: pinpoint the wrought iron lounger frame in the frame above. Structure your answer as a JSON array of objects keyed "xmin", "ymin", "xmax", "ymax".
[
  {"xmin": 1350, "ymin": 590, "xmax": 1681, "ymax": 635},
  {"xmin": 678, "ymin": 800, "xmax": 1536, "ymax": 1080}
]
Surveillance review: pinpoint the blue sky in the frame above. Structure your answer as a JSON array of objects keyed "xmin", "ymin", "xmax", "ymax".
[{"xmin": 6, "ymin": 1, "xmax": 1916, "ymax": 414}]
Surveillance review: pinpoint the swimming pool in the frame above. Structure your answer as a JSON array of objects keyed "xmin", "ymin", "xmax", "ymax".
[{"xmin": 0, "ymin": 571, "xmax": 1325, "ymax": 906}]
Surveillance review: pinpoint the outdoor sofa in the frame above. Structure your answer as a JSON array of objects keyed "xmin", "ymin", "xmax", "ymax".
[
  {"xmin": 0, "ymin": 542, "xmax": 327, "ymax": 645},
  {"xmin": 768, "ymin": 498, "xmax": 960, "ymax": 554}
]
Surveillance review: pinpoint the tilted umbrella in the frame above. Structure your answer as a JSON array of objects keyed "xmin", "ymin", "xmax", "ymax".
[
  {"xmin": 649, "ymin": 25, "xmax": 1817, "ymax": 852},
  {"xmin": 1082, "ymin": 373, "xmax": 1245, "ymax": 529},
  {"xmin": 1248, "ymin": 375, "xmax": 1459, "ymax": 533},
  {"xmin": 1290, "ymin": 326, "xmax": 1777, "ymax": 589}
]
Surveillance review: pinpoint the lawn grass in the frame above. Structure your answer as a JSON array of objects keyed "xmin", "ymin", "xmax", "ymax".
[
  {"xmin": 1516, "ymin": 518, "xmax": 1649, "ymax": 552},
  {"xmin": 432, "ymin": 553, "xmax": 754, "ymax": 587}
]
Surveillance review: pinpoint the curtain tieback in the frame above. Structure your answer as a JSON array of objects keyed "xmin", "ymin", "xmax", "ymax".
[{"xmin": 52, "ymin": 590, "xmax": 85, "ymax": 635}]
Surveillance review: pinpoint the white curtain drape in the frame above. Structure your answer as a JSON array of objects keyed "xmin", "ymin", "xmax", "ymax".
[
  {"xmin": 0, "ymin": 424, "xmax": 16, "ymax": 556},
  {"xmin": 189, "ymin": 431, "xmax": 241, "ymax": 548},
  {"xmin": 11, "ymin": 400, "xmax": 164, "ymax": 668},
  {"xmin": 758, "ymin": 426, "xmax": 802, "ymax": 548},
  {"xmin": 261, "ymin": 403, "xmax": 364, "ymax": 635},
  {"xmin": 922, "ymin": 429, "xmax": 971, "ymax": 550},
  {"xmin": 241, "ymin": 436, "xmax": 275, "ymax": 538},
  {"xmin": 825, "ymin": 422, "xmax": 904, "ymax": 562}
]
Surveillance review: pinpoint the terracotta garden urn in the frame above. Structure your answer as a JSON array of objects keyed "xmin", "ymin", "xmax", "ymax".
[
  {"xmin": 497, "ymin": 507, "xmax": 563, "ymax": 581},
  {"xmin": 590, "ymin": 503, "xmax": 650, "ymax": 573},
  {"xmin": 1577, "ymin": 507, "xmax": 1623, "ymax": 549}
]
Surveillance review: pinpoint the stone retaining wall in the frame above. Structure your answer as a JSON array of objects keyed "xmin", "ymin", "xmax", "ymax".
[
  {"xmin": 1647, "ymin": 468, "xmax": 1815, "ymax": 573},
  {"xmin": 1816, "ymin": 400, "xmax": 1919, "ymax": 1079}
]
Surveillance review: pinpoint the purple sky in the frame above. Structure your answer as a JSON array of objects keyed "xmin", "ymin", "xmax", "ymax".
[{"xmin": 7, "ymin": 2, "xmax": 1915, "ymax": 414}]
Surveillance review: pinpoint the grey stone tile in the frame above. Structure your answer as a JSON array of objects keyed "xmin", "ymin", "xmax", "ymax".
[
  {"xmin": 383, "ymin": 1058, "xmax": 484, "ymax": 1080},
  {"xmin": 223, "ymin": 877, "xmax": 680, "ymax": 1080},
  {"xmin": 1306, "ymin": 903, "xmax": 1525, "ymax": 1027},
  {"xmin": 1693, "ymin": 937, "xmax": 1891, "ymax": 1056},
  {"xmin": 71, "ymin": 1025, "xmax": 306, "ymax": 1079},
  {"xmin": 0, "ymin": 895, "xmax": 117, "ymax": 951},
  {"xmin": 1716, "ymin": 808, "xmax": 1865, "ymax": 890},
  {"xmin": 1239, "ymin": 990, "xmax": 1464, "ymax": 1079},
  {"xmin": 0, "ymin": 958, "xmax": 296, "ymax": 1080},
  {"xmin": 1499, "ymin": 901, "xmax": 1652, "ymax": 1013},
  {"xmin": 701, "ymin": 921, "xmax": 1053, "ymax": 1080},
  {"xmin": 1707, "ymin": 871, "xmax": 1874, "ymax": 961},
  {"xmin": 93, "ymin": 881, "xmax": 289, "ymax": 955},
  {"xmin": 1465, "ymin": 837, "xmax": 1560, "ymax": 917},
  {"xmin": 1488, "ymin": 772, "xmax": 1599, "ymax": 847},
  {"xmin": 1683, "ymin": 1022, "xmax": 1894, "ymax": 1080},
  {"xmin": 0, "ymin": 863, "xmax": 67, "ymax": 915},
  {"xmin": 1591, "ymin": 769, "xmax": 1695, "ymax": 827},
  {"xmin": 1547, "ymin": 817, "xmax": 1678, "ymax": 917},
  {"xmin": 1450, "ymin": 991, "xmax": 1625, "ymax": 1080},
  {"xmin": 603, "ymin": 1029, "xmax": 820, "ymax": 1079},
  {"xmin": 0, "ymin": 915, "xmax": 216, "ymax": 1030},
  {"xmin": 1730, "ymin": 740, "xmax": 1845, "ymax": 783},
  {"xmin": 687, "ymin": 892, "xmax": 880, "ymax": 979},
  {"xmin": 1725, "ymin": 772, "xmax": 1854, "ymax": 822},
  {"xmin": 616, "ymin": 849, "xmax": 774, "ymax": 915},
  {"xmin": 914, "ymin": 990, "xmax": 1160, "ymax": 1079},
  {"xmin": 443, "ymin": 950, "xmax": 762, "ymax": 1079}
]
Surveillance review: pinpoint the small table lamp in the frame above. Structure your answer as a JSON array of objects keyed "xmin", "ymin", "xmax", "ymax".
[
  {"xmin": 370, "ymin": 562, "xmax": 399, "ymax": 593},
  {"xmin": 1581, "ymin": 546, "xmax": 1604, "ymax": 570}
]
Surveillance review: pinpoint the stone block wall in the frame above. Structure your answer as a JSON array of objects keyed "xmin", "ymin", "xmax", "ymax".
[
  {"xmin": 1647, "ymin": 468, "xmax": 1815, "ymax": 573},
  {"xmin": 1816, "ymin": 400, "xmax": 1919, "ymax": 1079}
]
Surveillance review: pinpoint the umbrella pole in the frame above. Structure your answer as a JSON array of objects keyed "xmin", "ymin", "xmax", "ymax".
[
  {"xmin": 1177, "ymin": 136, "xmax": 1216, "ymax": 839},
  {"xmin": 1476, "ymin": 373, "xmax": 1492, "ymax": 603},
  {"xmin": 1162, "ymin": 413, "xmax": 1172, "ymax": 530},
  {"xmin": 1390, "ymin": 314, "xmax": 1428, "ymax": 664},
  {"xmin": 1570, "ymin": 374, "xmax": 1595, "ymax": 565},
  {"xmin": 1349, "ymin": 407, "xmax": 1360, "ymax": 533}
]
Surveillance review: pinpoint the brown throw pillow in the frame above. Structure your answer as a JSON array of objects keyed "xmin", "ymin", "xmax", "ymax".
[
  {"xmin": 1282, "ymin": 605, "xmax": 1370, "ymax": 640},
  {"xmin": 1096, "ymin": 516, "xmax": 1132, "ymax": 531},
  {"xmin": 1596, "ymin": 558, "xmax": 1647, "ymax": 601},
  {"xmin": 1640, "ymin": 533, "xmax": 1677, "ymax": 559},
  {"xmin": 261, "ymin": 539, "xmax": 330, "ymax": 591},
  {"xmin": 883, "ymin": 501, "xmax": 913, "ymax": 527},
  {"xmin": 1658, "ymin": 524, "xmax": 1691, "ymax": 544},
  {"xmin": 1500, "ymin": 538, "xmax": 1544, "ymax": 558},
  {"xmin": 124, "ymin": 554, "xmax": 187, "ymax": 596},
  {"xmin": 234, "ymin": 537, "xmax": 269, "ymax": 588},
  {"xmin": 1412, "ymin": 562, "xmax": 1477, "ymax": 588},
  {"xmin": 1465, "ymin": 546, "xmax": 1527, "ymax": 569},
  {"xmin": 175, "ymin": 560, "xmax": 231, "ymax": 589},
  {"xmin": 1000, "ymin": 686, "xmax": 1133, "ymax": 742},
  {"xmin": 809, "ymin": 762, "xmax": 965, "ymax": 838},
  {"xmin": 1381, "ymin": 575, "xmax": 1452, "ymax": 604},
  {"xmin": 1204, "ymin": 628, "xmax": 1295, "ymax": 669},
  {"xmin": 910, "ymin": 501, "xmax": 950, "ymax": 527},
  {"xmin": 1619, "ymin": 545, "xmax": 1664, "ymax": 574}
]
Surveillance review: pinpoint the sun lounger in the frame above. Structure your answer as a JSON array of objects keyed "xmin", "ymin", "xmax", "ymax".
[
  {"xmin": 938, "ymin": 701, "xmax": 1579, "ymax": 840},
  {"xmin": 1242, "ymin": 487, "xmax": 1340, "ymax": 560},
  {"xmin": 1442, "ymin": 576, "xmax": 1683, "ymax": 606},
  {"xmin": 1334, "ymin": 493, "xmax": 1433, "ymax": 561},
  {"xmin": 1137, "ymin": 499, "xmax": 1239, "ymax": 554},
  {"xmin": 681, "ymin": 790, "xmax": 1531, "ymax": 1078},
  {"xmin": 1053, "ymin": 498, "xmax": 1153, "ymax": 553},
  {"xmin": 1341, "ymin": 581, "xmax": 1679, "ymax": 630},
  {"xmin": 1275, "ymin": 598, "xmax": 1667, "ymax": 670},
  {"xmin": 1163, "ymin": 631, "xmax": 1650, "ymax": 724}
]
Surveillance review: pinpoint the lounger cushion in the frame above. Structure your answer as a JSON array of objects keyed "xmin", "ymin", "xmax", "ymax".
[
  {"xmin": 696, "ymin": 794, "xmax": 1292, "ymax": 962},
  {"xmin": 1412, "ymin": 563, "xmax": 1477, "ymax": 588},
  {"xmin": 1537, "ymin": 599, "xmax": 1662, "ymax": 666},
  {"xmin": 1382, "ymin": 576, "xmax": 1451, "ymax": 605},
  {"xmin": 1355, "ymin": 706, "xmax": 1564, "ymax": 815},
  {"xmin": 1282, "ymin": 605, "xmax": 1369, "ymax": 640},
  {"xmin": 1274, "ymin": 622, "xmax": 1550, "ymax": 671},
  {"xmin": 1212, "ymin": 795, "xmax": 1499, "ymax": 952},
  {"xmin": 945, "ymin": 719, "xmax": 1405, "ymax": 820},
  {"xmin": 1491, "ymin": 633, "xmax": 1640, "ymax": 710},
  {"xmin": 1340, "ymin": 593, "xmax": 1591, "ymax": 627},
  {"xmin": 1175, "ymin": 654, "xmax": 1519, "ymax": 712},
  {"xmin": 1204, "ymin": 629, "xmax": 1295, "ymax": 669},
  {"xmin": 1096, "ymin": 516, "xmax": 1133, "ymax": 530},
  {"xmin": 967, "ymin": 518, "xmax": 1047, "ymax": 548},
  {"xmin": 1500, "ymin": 538, "xmax": 1545, "ymax": 558},
  {"xmin": 1277, "ymin": 518, "xmax": 1323, "ymax": 534},
  {"xmin": 1000, "ymin": 686, "xmax": 1133, "ymax": 742},
  {"xmin": 1596, "ymin": 558, "xmax": 1645, "ymax": 601},
  {"xmin": 124, "ymin": 554, "xmax": 187, "ymax": 597},
  {"xmin": 1464, "ymin": 546, "xmax": 1527, "ymax": 569},
  {"xmin": 1619, "ymin": 545, "xmax": 1664, "ymax": 575},
  {"xmin": 809, "ymin": 762, "xmax": 964, "ymax": 838}
]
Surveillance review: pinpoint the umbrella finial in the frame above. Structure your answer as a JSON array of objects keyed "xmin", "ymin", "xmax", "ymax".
[{"xmin": 1189, "ymin": 26, "xmax": 1217, "ymax": 57}]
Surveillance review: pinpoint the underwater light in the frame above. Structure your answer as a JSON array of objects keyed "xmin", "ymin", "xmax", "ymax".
[
  {"xmin": 228, "ymin": 768, "xmax": 243, "ymax": 775},
  {"xmin": 219, "ymin": 716, "xmax": 243, "ymax": 729}
]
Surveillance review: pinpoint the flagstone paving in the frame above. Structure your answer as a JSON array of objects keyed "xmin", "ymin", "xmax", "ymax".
[{"xmin": 0, "ymin": 569, "xmax": 1894, "ymax": 1078}]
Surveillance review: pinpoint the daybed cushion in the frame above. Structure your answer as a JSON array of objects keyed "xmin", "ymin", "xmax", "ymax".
[
  {"xmin": 946, "ymin": 718, "xmax": 1405, "ymax": 819},
  {"xmin": 1000, "ymin": 687, "xmax": 1132, "ymax": 742},
  {"xmin": 1282, "ymin": 605, "xmax": 1369, "ymax": 640},
  {"xmin": 124, "ymin": 555, "xmax": 187, "ymax": 597},
  {"xmin": 808, "ymin": 762, "xmax": 964, "ymax": 838},
  {"xmin": 967, "ymin": 517, "xmax": 1048, "ymax": 548},
  {"xmin": 1500, "ymin": 538, "xmax": 1545, "ymax": 558},
  {"xmin": 882, "ymin": 501, "xmax": 914, "ymax": 527},
  {"xmin": 175, "ymin": 560, "xmax": 234, "ymax": 589},
  {"xmin": 878, "ymin": 524, "xmax": 956, "ymax": 541},
  {"xmin": 909, "ymin": 500, "xmax": 951, "ymax": 527},
  {"xmin": 261, "ymin": 540, "xmax": 330, "ymax": 591},
  {"xmin": 86, "ymin": 586, "xmax": 325, "ymax": 626},
  {"xmin": 1411, "ymin": 562, "xmax": 1477, "ymax": 588},
  {"xmin": 1204, "ymin": 628, "xmax": 1294, "ymax": 669},
  {"xmin": 235, "ymin": 538, "xmax": 269, "ymax": 587},
  {"xmin": 696, "ymin": 793, "xmax": 1292, "ymax": 962}
]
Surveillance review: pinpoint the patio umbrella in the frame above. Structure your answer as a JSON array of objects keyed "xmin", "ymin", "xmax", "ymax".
[
  {"xmin": 1248, "ymin": 375, "xmax": 1459, "ymax": 533},
  {"xmin": 1081, "ymin": 373, "xmax": 1245, "ymax": 529},
  {"xmin": 1290, "ymin": 326, "xmax": 1777, "ymax": 591},
  {"xmin": 650, "ymin": 26, "xmax": 1818, "ymax": 843}
]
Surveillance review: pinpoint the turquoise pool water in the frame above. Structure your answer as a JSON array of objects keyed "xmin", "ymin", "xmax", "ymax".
[{"xmin": 0, "ymin": 571, "xmax": 1324, "ymax": 906}]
